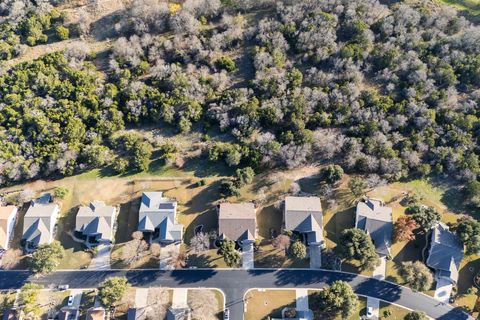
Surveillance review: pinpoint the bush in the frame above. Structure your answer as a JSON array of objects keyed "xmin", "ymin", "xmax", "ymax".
[
  {"xmin": 113, "ymin": 157, "xmax": 129, "ymax": 174},
  {"xmin": 55, "ymin": 25, "xmax": 69, "ymax": 40},
  {"xmin": 289, "ymin": 241, "xmax": 307, "ymax": 259},
  {"xmin": 53, "ymin": 186, "xmax": 69, "ymax": 200},
  {"xmin": 216, "ymin": 56, "xmax": 236, "ymax": 72}
]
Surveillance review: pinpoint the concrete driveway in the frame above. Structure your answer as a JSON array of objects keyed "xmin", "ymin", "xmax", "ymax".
[
  {"xmin": 434, "ymin": 278, "xmax": 453, "ymax": 304},
  {"xmin": 366, "ymin": 297, "xmax": 380, "ymax": 319},
  {"xmin": 88, "ymin": 244, "xmax": 111, "ymax": 270},
  {"xmin": 242, "ymin": 242, "xmax": 254, "ymax": 269},
  {"xmin": 70, "ymin": 289, "xmax": 83, "ymax": 308}
]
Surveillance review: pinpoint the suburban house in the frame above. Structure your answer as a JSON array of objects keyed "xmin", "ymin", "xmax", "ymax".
[
  {"xmin": 127, "ymin": 307, "xmax": 147, "ymax": 320},
  {"xmin": 355, "ymin": 198, "xmax": 393, "ymax": 257},
  {"xmin": 58, "ymin": 306, "xmax": 79, "ymax": 320},
  {"xmin": 75, "ymin": 201, "xmax": 117, "ymax": 246},
  {"xmin": 137, "ymin": 192, "xmax": 183, "ymax": 243},
  {"xmin": 426, "ymin": 222, "xmax": 464, "ymax": 285},
  {"xmin": 217, "ymin": 202, "xmax": 257, "ymax": 245},
  {"xmin": 86, "ymin": 307, "xmax": 105, "ymax": 320},
  {"xmin": 0, "ymin": 205, "xmax": 18, "ymax": 250},
  {"xmin": 283, "ymin": 196, "xmax": 324, "ymax": 268},
  {"xmin": 22, "ymin": 193, "xmax": 59, "ymax": 251},
  {"xmin": 283, "ymin": 196, "xmax": 324, "ymax": 246}
]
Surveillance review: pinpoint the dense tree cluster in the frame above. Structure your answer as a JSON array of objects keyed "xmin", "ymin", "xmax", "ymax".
[
  {"xmin": 2, "ymin": 0, "xmax": 480, "ymax": 186},
  {"xmin": 336, "ymin": 228, "xmax": 379, "ymax": 271}
]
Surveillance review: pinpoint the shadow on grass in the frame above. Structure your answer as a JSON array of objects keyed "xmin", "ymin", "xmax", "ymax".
[
  {"xmin": 183, "ymin": 156, "xmax": 235, "ymax": 178},
  {"xmin": 257, "ymin": 205, "xmax": 282, "ymax": 239},
  {"xmin": 324, "ymin": 207, "xmax": 355, "ymax": 245},
  {"xmin": 115, "ymin": 198, "xmax": 141, "ymax": 244}
]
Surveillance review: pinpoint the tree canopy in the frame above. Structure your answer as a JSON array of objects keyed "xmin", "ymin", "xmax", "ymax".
[
  {"xmin": 310, "ymin": 280, "xmax": 358, "ymax": 319},
  {"xmin": 28, "ymin": 241, "xmax": 65, "ymax": 274},
  {"xmin": 98, "ymin": 276, "xmax": 130, "ymax": 308},
  {"xmin": 336, "ymin": 228, "xmax": 380, "ymax": 271}
]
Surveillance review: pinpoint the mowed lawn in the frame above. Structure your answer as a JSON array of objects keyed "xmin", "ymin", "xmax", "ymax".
[{"xmin": 244, "ymin": 289, "xmax": 296, "ymax": 320}]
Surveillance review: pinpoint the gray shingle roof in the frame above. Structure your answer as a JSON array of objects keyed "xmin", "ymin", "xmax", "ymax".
[
  {"xmin": 284, "ymin": 196, "xmax": 323, "ymax": 244},
  {"xmin": 75, "ymin": 201, "xmax": 116, "ymax": 241},
  {"xmin": 138, "ymin": 192, "xmax": 183, "ymax": 242},
  {"xmin": 218, "ymin": 202, "xmax": 257, "ymax": 242},
  {"xmin": 22, "ymin": 194, "xmax": 59, "ymax": 247},
  {"xmin": 356, "ymin": 198, "xmax": 392, "ymax": 256},
  {"xmin": 426, "ymin": 222, "xmax": 464, "ymax": 283}
]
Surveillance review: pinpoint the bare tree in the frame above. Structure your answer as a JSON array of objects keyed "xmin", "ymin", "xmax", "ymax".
[
  {"xmin": 167, "ymin": 249, "xmax": 187, "ymax": 269},
  {"xmin": 150, "ymin": 243, "xmax": 161, "ymax": 257},
  {"xmin": 188, "ymin": 289, "xmax": 219, "ymax": 320},
  {"xmin": 122, "ymin": 232, "xmax": 149, "ymax": 265},
  {"xmin": 18, "ymin": 189, "xmax": 34, "ymax": 204},
  {"xmin": 272, "ymin": 234, "xmax": 291, "ymax": 252},
  {"xmin": 190, "ymin": 232, "xmax": 210, "ymax": 253},
  {"xmin": 0, "ymin": 249, "xmax": 22, "ymax": 270}
]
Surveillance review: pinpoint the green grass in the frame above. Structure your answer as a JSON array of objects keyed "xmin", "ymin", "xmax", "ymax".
[
  {"xmin": 379, "ymin": 301, "xmax": 411, "ymax": 319},
  {"xmin": 438, "ymin": 0, "xmax": 480, "ymax": 14}
]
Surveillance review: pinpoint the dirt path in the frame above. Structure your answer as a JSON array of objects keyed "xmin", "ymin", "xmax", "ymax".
[{"xmin": 5, "ymin": 39, "xmax": 112, "ymax": 67}]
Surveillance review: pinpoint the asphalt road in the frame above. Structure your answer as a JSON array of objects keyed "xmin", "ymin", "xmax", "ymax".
[{"xmin": 0, "ymin": 269, "xmax": 472, "ymax": 320}]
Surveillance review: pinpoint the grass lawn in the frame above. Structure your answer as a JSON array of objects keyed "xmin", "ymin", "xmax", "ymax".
[
  {"xmin": 110, "ymin": 242, "xmax": 159, "ymax": 269},
  {"xmin": 255, "ymin": 242, "xmax": 309, "ymax": 268},
  {"xmin": 309, "ymin": 290, "xmax": 367, "ymax": 320},
  {"xmin": 244, "ymin": 289, "xmax": 296, "ymax": 320},
  {"xmin": 187, "ymin": 249, "xmax": 229, "ymax": 268},
  {"xmin": 379, "ymin": 301, "xmax": 411, "ymax": 319},
  {"xmin": 113, "ymin": 287, "xmax": 136, "ymax": 319},
  {"xmin": 37, "ymin": 289, "xmax": 71, "ymax": 319}
]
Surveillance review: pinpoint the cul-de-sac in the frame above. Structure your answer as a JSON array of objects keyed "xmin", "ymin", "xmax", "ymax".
[{"xmin": 1, "ymin": 0, "xmax": 480, "ymax": 319}]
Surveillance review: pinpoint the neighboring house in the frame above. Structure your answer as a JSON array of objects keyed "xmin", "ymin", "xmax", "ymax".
[
  {"xmin": 0, "ymin": 205, "xmax": 18, "ymax": 249},
  {"xmin": 218, "ymin": 202, "xmax": 257, "ymax": 244},
  {"xmin": 21, "ymin": 194, "xmax": 59, "ymax": 251},
  {"xmin": 355, "ymin": 198, "xmax": 393, "ymax": 257},
  {"xmin": 138, "ymin": 192, "xmax": 183, "ymax": 243},
  {"xmin": 426, "ymin": 222, "xmax": 464, "ymax": 285},
  {"xmin": 75, "ymin": 201, "xmax": 117, "ymax": 246},
  {"xmin": 86, "ymin": 307, "xmax": 106, "ymax": 320},
  {"xmin": 283, "ymin": 196, "xmax": 324, "ymax": 246},
  {"xmin": 1, "ymin": 308, "xmax": 18, "ymax": 320},
  {"xmin": 127, "ymin": 307, "xmax": 147, "ymax": 320},
  {"xmin": 58, "ymin": 307, "xmax": 79, "ymax": 320}
]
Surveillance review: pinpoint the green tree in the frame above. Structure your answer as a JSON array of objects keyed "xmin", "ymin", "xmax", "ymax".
[
  {"xmin": 55, "ymin": 25, "xmax": 69, "ymax": 40},
  {"xmin": 289, "ymin": 241, "xmax": 307, "ymax": 259},
  {"xmin": 310, "ymin": 281, "xmax": 358, "ymax": 319},
  {"xmin": 53, "ymin": 186, "xmax": 69, "ymax": 199},
  {"xmin": 465, "ymin": 180, "xmax": 480, "ymax": 207},
  {"xmin": 219, "ymin": 239, "xmax": 240, "ymax": 267},
  {"xmin": 235, "ymin": 167, "xmax": 255, "ymax": 187},
  {"xmin": 98, "ymin": 277, "xmax": 129, "ymax": 308},
  {"xmin": 404, "ymin": 311, "xmax": 428, "ymax": 320},
  {"xmin": 131, "ymin": 140, "xmax": 152, "ymax": 171},
  {"xmin": 28, "ymin": 241, "xmax": 65, "ymax": 274},
  {"xmin": 18, "ymin": 283, "xmax": 43, "ymax": 318},
  {"xmin": 216, "ymin": 56, "xmax": 237, "ymax": 72},
  {"xmin": 336, "ymin": 228, "xmax": 379, "ymax": 271},
  {"xmin": 220, "ymin": 179, "xmax": 240, "ymax": 197},
  {"xmin": 455, "ymin": 218, "xmax": 480, "ymax": 255},
  {"xmin": 409, "ymin": 205, "xmax": 441, "ymax": 231},
  {"xmin": 398, "ymin": 261, "xmax": 433, "ymax": 292},
  {"xmin": 322, "ymin": 165, "xmax": 344, "ymax": 185},
  {"xmin": 113, "ymin": 157, "xmax": 129, "ymax": 174},
  {"xmin": 348, "ymin": 177, "xmax": 365, "ymax": 197}
]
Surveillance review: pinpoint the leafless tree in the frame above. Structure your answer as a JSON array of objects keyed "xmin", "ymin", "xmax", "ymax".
[
  {"xmin": 272, "ymin": 234, "xmax": 291, "ymax": 252},
  {"xmin": 190, "ymin": 232, "xmax": 210, "ymax": 253},
  {"xmin": 188, "ymin": 290, "xmax": 219, "ymax": 320},
  {"xmin": 0, "ymin": 249, "xmax": 22, "ymax": 269},
  {"xmin": 167, "ymin": 249, "xmax": 188, "ymax": 269},
  {"xmin": 122, "ymin": 231, "xmax": 149, "ymax": 265},
  {"xmin": 150, "ymin": 243, "xmax": 161, "ymax": 257}
]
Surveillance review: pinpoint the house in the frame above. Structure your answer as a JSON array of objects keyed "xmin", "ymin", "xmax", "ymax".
[
  {"xmin": 58, "ymin": 307, "xmax": 79, "ymax": 320},
  {"xmin": 21, "ymin": 194, "xmax": 59, "ymax": 251},
  {"xmin": 355, "ymin": 198, "xmax": 393, "ymax": 257},
  {"xmin": 138, "ymin": 192, "xmax": 183, "ymax": 243},
  {"xmin": 217, "ymin": 202, "xmax": 257, "ymax": 244},
  {"xmin": 1, "ymin": 308, "xmax": 18, "ymax": 320},
  {"xmin": 75, "ymin": 201, "xmax": 117, "ymax": 246},
  {"xmin": 127, "ymin": 307, "xmax": 147, "ymax": 320},
  {"xmin": 426, "ymin": 222, "xmax": 464, "ymax": 285},
  {"xmin": 0, "ymin": 205, "xmax": 18, "ymax": 249},
  {"xmin": 86, "ymin": 307, "xmax": 106, "ymax": 320},
  {"xmin": 283, "ymin": 196, "xmax": 324, "ymax": 246}
]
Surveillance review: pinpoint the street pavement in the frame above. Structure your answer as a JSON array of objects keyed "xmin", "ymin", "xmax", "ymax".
[{"xmin": 0, "ymin": 269, "xmax": 472, "ymax": 320}]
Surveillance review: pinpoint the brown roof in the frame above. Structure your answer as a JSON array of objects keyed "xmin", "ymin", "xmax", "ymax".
[
  {"xmin": 0, "ymin": 206, "xmax": 17, "ymax": 249},
  {"xmin": 218, "ymin": 203, "xmax": 256, "ymax": 242}
]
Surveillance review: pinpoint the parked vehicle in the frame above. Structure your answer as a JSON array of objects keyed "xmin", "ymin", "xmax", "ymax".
[
  {"xmin": 223, "ymin": 308, "xmax": 229, "ymax": 320},
  {"xmin": 58, "ymin": 285, "xmax": 69, "ymax": 291},
  {"xmin": 67, "ymin": 295, "xmax": 74, "ymax": 306},
  {"xmin": 366, "ymin": 306, "xmax": 373, "ymax": 319}
]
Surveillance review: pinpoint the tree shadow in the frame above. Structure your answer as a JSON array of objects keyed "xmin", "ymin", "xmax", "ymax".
[
  {"xmin": 115, "ymin": 198, "xmax": 141, "ymax": 244},
  {"xmin": 169, "ymin": 269, "xmax": 218, "ymax": 284},
  {"xmin": 297, "ymin": 173, "xmax": 323, "ymax": 195},
  {"xmin": 257, "ymin": 204, "xmax": 282, "ymax": 239},
  {"xmin": 324, "ymin": 207, "xmax": 355, "ymax": 245},
  {"xmin": 355, "ymin": 278, "xmax": 402, "ymax": 302},
  {"xmin": 56, "ymin": 205, "xmax": 84, "ymax": 252},
  {"xmin": 90, "ymin": 9, "xmax": 125, "ymax": 41},
  {"xmin": 182, "ymin": 156, "xmax": 234, "ymax": 178},
  {"xmin": 437, "ymin": 307, "xmax": 472, "ymax": 320}
]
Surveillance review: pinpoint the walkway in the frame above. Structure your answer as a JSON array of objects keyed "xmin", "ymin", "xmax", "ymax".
[
  {"xmin": 0, "ymin": 269, "xmax": 472, "ymax": 320},
  {"xmin": 135, "ymin": 288, "xmax": 149, "ymax": 308},
  {"xmin": 159, "ymin": 243, "xmax": 180, "ymax": 270},
  {"xmin": 171, "ymin": 288, "xmax": 189, "ymax": 308},
  {"xmin": 88, "ymin": 244, "xmax": 111, "ymax": 270},
  {"xmin": 295, "ymin": 289, "xmax": 309, "ymax": 311}
]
